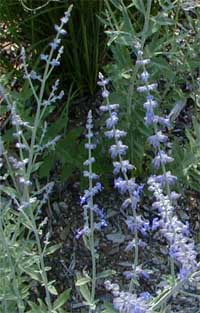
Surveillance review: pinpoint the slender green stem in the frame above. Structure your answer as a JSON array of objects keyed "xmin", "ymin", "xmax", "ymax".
[
  {"xmin": 88, "ymin": 120, "xmax": 96, "ymax": 311},
  {"xmin": 141, "ymin": 0, "xmax": 152, "ymax": 49},
  {"xmin": 19, "ymin": 208, "xmax": 53, "ymax": 312}
]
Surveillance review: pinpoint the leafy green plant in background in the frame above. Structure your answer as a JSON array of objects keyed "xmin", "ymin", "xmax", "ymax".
[
  {"xmin": 0, "ymin": 0, "xmax": 106, "ymax": 95},
  {"xmin": 172, "ymin": 117, "xmax": 200, "ymax": 192},
  {"xmin": 99, "ymin": 0, "xmax": 200, "ymax": 185}
]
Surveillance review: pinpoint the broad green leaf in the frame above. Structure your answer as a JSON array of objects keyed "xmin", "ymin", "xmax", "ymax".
[
  {"xmin": 97, "ymin": 270, "xmax": 116, "ymax": 279},
  {"xmin": 79, "ymin": 284, "xmax": 91, "ymax": 303},
  {"xmin": 46, "ymin": 243, "xmax": 62, "ymax": 255},
  {"xmin": 39, "ymin": 156, "xmax": 54, "ymax": 177},
  {"xmin": 28, "ymin": 301, "xmax": 47, "ymax": 313},
  {"xmin": 0, "ymin": 185, "xmax": 18, "ymax": 198},
  {"xmin": 76, "ymin": 277, "xmax": 91, "ymax": 286},
  {"xmin": 31, "ymin": 161, "xmax": 43, "ymax": 173},
  {"xmin": 53, "ymin": 289, "xmax": 71, "ymax": 310}
]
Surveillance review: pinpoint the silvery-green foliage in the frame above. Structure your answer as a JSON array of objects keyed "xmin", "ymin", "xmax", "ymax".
[{"xmin": 0, "ymin": 6, "xmax": 72, "ymax": 312}]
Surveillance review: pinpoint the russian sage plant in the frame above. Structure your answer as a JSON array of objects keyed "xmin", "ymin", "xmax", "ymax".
[
  {"xmin": 76, "ymin": 110, "xmax": 108, "ymax": 312},
  {"xmin": 96, "ymin": 52, "xmax": 200, "ymax": 311},
  {"xmin": 98, "ymin": 72, "xmax": 152, "ymax": 312},
  {"xmin": 135, "ymin": 46, "xmax": 198, "ymax": 281},
  {"xmin": 0, "ymin": 6, "xmax": 72, "ymax": 313},
  {"xmin": 98, "ymin": 72, "xmax": 150, "ymax": 293}
]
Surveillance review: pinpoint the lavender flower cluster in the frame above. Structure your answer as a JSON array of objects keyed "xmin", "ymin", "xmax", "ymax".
[
  {"xmin": 77, "ymin": 110, "xmax": 107, "ymax": 239},
  {"xmin": 98, "ymin": 73, "xmax": 149, "ymax": 244},
  {"xmin": 135, "ymin": 48, "xmax": 198, "ymax": 280}
]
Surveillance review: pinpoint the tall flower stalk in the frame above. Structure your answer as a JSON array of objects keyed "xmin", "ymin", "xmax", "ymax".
[
  {"xmin": 98, "ymin": 73, "xmax": 150, "ymax": 298},
  {"xmin": 77, "ymin": 111, "xmax": 106, "ymax": 312},
  {"xmin": 136, "ymin": 46, "xmax": 198, "ymax": 282}
]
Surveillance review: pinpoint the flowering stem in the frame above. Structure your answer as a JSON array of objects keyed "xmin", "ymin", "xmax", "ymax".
[
  {"xmin": 141, "ymin": 61, "xmax": 176, "ymax": 283},
  {"xmin": 89, "ymin": 155, "xmax": 96, "ymax": 310},
  {"xmin": 104, "ymin": 88, "xmax": 139, "ymax": 292},
  {"xmin": 86, "ymin": 113, "xmax": 96, "ymax": 311},
  {"xmin": 154, "ymin": 124, "xmax": 176, "ymax": 282}
]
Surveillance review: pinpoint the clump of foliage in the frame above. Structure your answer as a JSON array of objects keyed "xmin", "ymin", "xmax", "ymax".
[{"xmin": 0, "ymin": 7, "xmax": 73, "ymax": 312}]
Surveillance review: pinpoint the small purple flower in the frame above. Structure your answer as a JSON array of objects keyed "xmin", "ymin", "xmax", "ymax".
[
  {"xmin": 148, "ymin": 131, "xmax": 168, "ymax": 148},
  {"xmin": 151, "ymin": 217, "xmax": 161, "ymax": 231},
  {"xmin": 54, "ymin": 24, "xmax": 67, "ymax": 35},
  {"xmin": 102, "ymin": 89, "xmax": 110, "ymax": 98},
  {"xmin": 58, "ymin": 90, "xmax": 64, "ymax": 99},
  {"xmin": 114, "ymin": 177, "xmax": 128, "ymax": 194},
  {"xmin": 137, "ymin": 83, "xmax": 158, "ymax": 93},
  {"xmin": 61, "ymin": 11, "xmax": 70, "ymax": 24},
  {"xmin": 83, "ymin": 157, "xmax": 95, "ymax": 166},
  {"xmin": 95, "ymin": 219, "xmax": 108, "ymax": 230},
  {"xmin": 100, "ymin": 104, "xmax": 119, "ymax": 112},
  {"xmin": 113, "ymin": 291, "xmax": 151, "ymax": 313},
  {"xmin": 83, "ymin": 171, "xmax": 99, "ymax": 180},
  {"xmin": 40, "ymin": 54, "xmax": 48, "ymax": 61},
  {"xmin": 122, "ymin": 198, "xmax": 131, "ymax": 208},
  {"xmin": 76, "ymin": 226, "xmax": 89, "ymax": 239},
  {"xmin": 153, "ymin": 116, "xmax": 171, "ymax": 128},
  {"xmin": 114, "ymin": 177, "xmax": 137, "ymax": 194},
  {"xmin": 113, "ymin": 160, "xmax": 134, "ymax": 175},
  {"xmin": 29, "ymin": 70, "xmax": 41, "ymax": 81},
  {"xmin": 49, "ymin": 38, "xmax": 61, "ymax": 50},
  {"xmin": 152, "ymin": 151, "xmax": 174, "ymax": 169},
  {"xmin": 155, "ymin": 171, "xmax": 177, "ymax": 187},
  {"xmin": 105, "ymin": 129, "xmax": 127, "ymax": 139},
  {"xmin": 98, "ymin": 72, "xmax": 109, "ymax": 86},
  {"xmin": 50, "ymin": 59, "xmax": 60, "ymax": 67},
  {"xmin": 140, "ymin": 70, "xmax": 150, "ymax": 83},
  {"xmin": 106, "ymin": 112, "xmax": 119, "ymax": 129},
  {"xmin": 97, "ymin": 79, "xmax": 109, "ymax": 87},
  {"xmin": 109, "ymin": 141, "xmax": 128, "ymax": 159},
  {"xmin": 143, "ymin": 95, "xmax": 158, "ymax": 110},
  {"xmin": 144, "ymin": 109, "xmax": 155, "ymax": 125},
  {"xmin": 85, "ymin": 143, "xmax": 96, "ymax": 150},
  {"xmin": 125, "ymin": 239, "xmax": 147, "ymax": 251},
  {"xmin": 170, "ymin": 191, "xmax": 181, "ymax": 201},
  {"xmin": 136, "ymin": 59, "xmax": 150, "ymax": 65},
  {"xmin": 139, "ymin": 292, "xmax": 151, "ymax": 301},
  {"xmin": 126, "ymin": 216, "xmax": 149, "ymax": 236}
]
